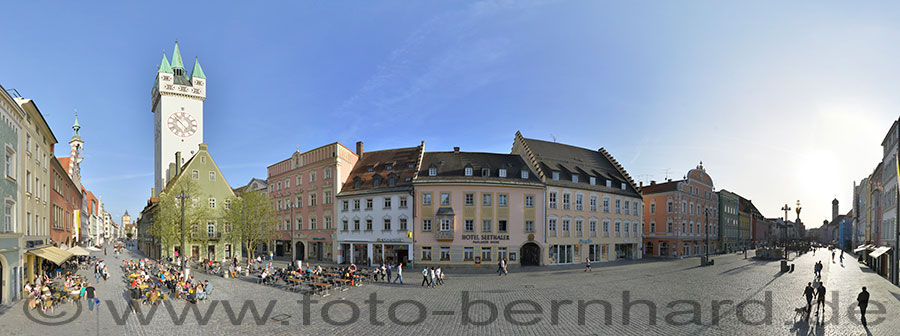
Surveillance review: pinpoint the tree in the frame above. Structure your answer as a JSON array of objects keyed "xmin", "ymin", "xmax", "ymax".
[
  {"xmin": 224, "ymin": 190, "xmax": 276, "ymax": 261},
  {"xmin": 148, "ymin": 177, "xmax": 212, "ymax": 259}
]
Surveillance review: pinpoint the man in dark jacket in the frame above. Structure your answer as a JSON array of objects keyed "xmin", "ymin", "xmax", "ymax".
[{"xmin": 857, "ymin": 287, "xmax": 870, "ymax": 327}]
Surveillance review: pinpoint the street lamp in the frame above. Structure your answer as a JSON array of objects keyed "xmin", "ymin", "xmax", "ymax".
[
  {"xmin": 288, "ymin": 193, "xmax": 295, "ymax": 266},
  {"xmin": 704, "ymin": 207, "xmax": 712, "ymax": 262},
  {"xmin": 176, "ymin": 190, "xmax": 189, "ymax": 273}
]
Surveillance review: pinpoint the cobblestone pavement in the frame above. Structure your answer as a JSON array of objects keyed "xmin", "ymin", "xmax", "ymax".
[{"xmin": 0, "ymin": 246, "xmax": 895, "ymax": 335}]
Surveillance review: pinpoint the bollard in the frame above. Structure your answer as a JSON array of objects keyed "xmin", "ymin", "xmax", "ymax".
[
  {"xmin": 790, "ymin": 264, "xmax": 795, "ymax": 272},
  {"xmin": 780, "ymin": 260, "xmax": 788, "ymax": 272}
]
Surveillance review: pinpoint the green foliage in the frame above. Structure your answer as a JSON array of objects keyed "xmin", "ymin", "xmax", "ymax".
[
  {"xmin": 224, "ymin": 190, "xmax": 277, "ymax": 260},
  {"xmin": 148, "ymin": 177, "xmax": 213, "ymax": 257}
]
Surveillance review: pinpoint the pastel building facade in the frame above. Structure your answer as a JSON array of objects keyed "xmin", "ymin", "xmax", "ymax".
[
  {"xmin": 414, "ymin": 150, "xmax": 545, "ymax": 266},
  {"xmin": 512, "ymin": 133, "xmax": 642, "ymax": 265},
  {"xmin": 642, "ymin": 164, "xmax": 719, "ymax": 257},
  {"xmin": 267, "ymin": 142, "xmax": 359, "ymax": 262},
  {"xmin": 15, "ymin": 96, "xmax": 57, "ymax": 283},
  {"xmin": 336, "ymin": 144, "xmax": 423, "ymax": 266},
  {"xmin": 0, "ymin": 84, "xmax": 24, "ymax": 305}
]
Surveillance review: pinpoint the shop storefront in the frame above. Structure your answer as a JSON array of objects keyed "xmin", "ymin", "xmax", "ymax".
[
  {"xmin": 339, "ymin": 239, "xmax": 413, "ymax": 266},
  {"xmin": 549, "ymin": 244, "xmax": 578, "ymax": 264}
]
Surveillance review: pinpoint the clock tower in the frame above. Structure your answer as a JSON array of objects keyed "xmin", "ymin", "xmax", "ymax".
[{"xmin": 151, "ymin": 42, "xmax": 206, "ymax": 195}]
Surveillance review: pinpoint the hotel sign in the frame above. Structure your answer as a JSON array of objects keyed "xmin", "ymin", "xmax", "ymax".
[{"xmin": 462, "ymin": 234, "xmax": 510, "ymax": 244}]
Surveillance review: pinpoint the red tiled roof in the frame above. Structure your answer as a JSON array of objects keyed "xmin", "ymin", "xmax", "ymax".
[
  {"xmin": 339, "ymin": 146, "xmax": 422, "ymax": 195},
  {"xmin": 639, "ymin": 180, "xmax": 680, "ymax": 194},
  {"xmin": 57, "ymin": 157, "xmax": 71, "ymax": 173}
]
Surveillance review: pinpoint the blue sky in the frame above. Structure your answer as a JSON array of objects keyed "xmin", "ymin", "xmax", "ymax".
[{"xmin": 2, "ymin": 1, "xmax": 898, "ymax": 227}]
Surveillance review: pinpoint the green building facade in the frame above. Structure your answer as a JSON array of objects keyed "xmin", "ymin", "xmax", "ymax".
[
  {"xmin": 717, "ymin": 190, "xmax": 740, "ymax": 252},
  {"xmin": 149, "ymin": 143, "xmax": 237, "ymax": 262}
]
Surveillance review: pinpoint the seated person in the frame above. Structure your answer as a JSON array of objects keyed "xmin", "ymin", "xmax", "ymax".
[{"xmin": 149, "ymin": 287, "xmax": 160, "ymax": 303}]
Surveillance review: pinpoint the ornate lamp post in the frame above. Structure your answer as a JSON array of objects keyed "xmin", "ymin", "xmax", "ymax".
[
  {"xmin": 704, "ymin": 207, "xmax": 712, "ymax": 263},
  {"xmin": 176, "ymin": 190, "xmax": 189, "ymax": 272},
  {"xmin": 288, "ymin": 193, "xmax": 296, "ymax": 266}
]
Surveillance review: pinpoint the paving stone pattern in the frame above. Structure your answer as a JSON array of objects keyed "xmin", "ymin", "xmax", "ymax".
[{"xmin": 0, "ymin": 246, "xmax": 894, "ymax": 335}]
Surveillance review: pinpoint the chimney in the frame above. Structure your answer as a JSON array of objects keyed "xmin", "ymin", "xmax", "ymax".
[
  {"xmin": 453, "ymin": 147, "xmax": 460, "ymax": 153},
  {"xmin": 175, "ymin": 151, "xmax": 182, "ymax": 176},
  {"xmin": 650, "ymin": 180, "xmax": 656, "ymax": 185},
  {"xmin": 639, "ymin": 181, "xmax": 643, "ymax": 187},
  {"xmin": 667, "ymin": 179, "xmax": 672, "ymax": 182},
  {"xmin": 356, "ymin": 141, "xmax": 363, "ymax": 157}
]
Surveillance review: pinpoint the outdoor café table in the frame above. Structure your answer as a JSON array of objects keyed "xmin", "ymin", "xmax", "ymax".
[
  {"xmin": 309, "ymin": 275, "xmax": 323, "ymax": 280},
  {"xmin": 324, "ymin": 273, "xmax": 339, "ymax": 277},
  {"xmin": 311, "ymin": 282, "xmax": 332, "ymax": 296},
  {"xmin": 287, "ymin": 278, "xmax": 304, "ymax": 292},
  {"xmin": 333, "ymin": 279, "xmax": 350, "ymax": 289}
]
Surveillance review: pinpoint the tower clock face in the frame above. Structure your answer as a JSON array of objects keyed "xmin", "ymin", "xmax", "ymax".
[{"xmin": 167, "ymin": 112, "xmax": 198, "ymax": 137}]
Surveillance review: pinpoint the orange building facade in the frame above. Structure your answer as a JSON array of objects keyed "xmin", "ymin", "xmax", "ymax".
[{"xmin": 641, "ymin": 163, "xmax": 718, "ymax": 258}]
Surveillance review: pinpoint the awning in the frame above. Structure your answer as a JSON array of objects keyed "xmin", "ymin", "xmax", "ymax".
[
  {"xmin": 67, "ymin": 246, "xmax": 91, "ymax": 256},
  {"xmin": 26, "ymin": 246, "xmax": 74, "ymax": 265},
  {"xmin": 869, "ymin": 246, "xmax": 892, "ymax": 259},
  {"xmin": 854, "ymin": 246, "xmax": 868, "ymax": 253}
]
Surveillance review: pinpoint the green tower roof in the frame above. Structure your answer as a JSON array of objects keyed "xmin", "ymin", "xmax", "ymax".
[
  {"xmin": 158, "ymin": 54, "xmax": 173, "ymax": 74},
  {"xmin": 72, "ymin": 109, "xmax": 81, "ymax": 137},
  {"xmin": 171, "ymin": 42, "xmax": 184, "ymax": 69},
  {"xmin": 190, "ymin": 58, "xmax": 206, "ymax": 79}
]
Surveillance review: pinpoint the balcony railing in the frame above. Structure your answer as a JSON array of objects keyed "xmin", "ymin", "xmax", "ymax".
[
  {"xmin": 206, "ymin": 232, "xmax": 222, "ymax": 240},
  {"xmin": 435, "ymin": 230, "xmax": 454, "ymax": 241}
]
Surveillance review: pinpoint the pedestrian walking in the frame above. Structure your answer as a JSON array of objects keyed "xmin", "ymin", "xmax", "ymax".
[
  {"xmin": 584, "ymin": 258, "xmax": 592, "ymax": 272},
  {"xmin": 429, "ymin": 267, "xmax": 437, "ymax": 287},
  {"xmin": 421, "ymin": 268, "xmax": 429, "ymax": 287},
  {"xmin": 386, "ymin": 264, "xmax": 393, "ymax": 283},
  {"xmin": 393, "ymin": 263, "xmax": 403, "ymax": 284},
  {"xmin": 815, "ymin": 284, "xmax": 827, "ymax": 316},
  {"xmin": 802, "ymin": 282, "xmax": 814, "ymax": 316},
  {"xmin": 85, "ymin": 283, "xmax": 97, "ymax": 315},
  {"xmin": 502, "ymin": 258, "xmax": 508, "ymax": 275},
  {"xmin": 381, "ymin": 264, "xmax": 387, "ymax": 282},
  {"xmin": 858, "ymin": 287, "xmax": 870, "ymax": 327},
  {"xmin": 831, "ymin": 250, "xmax": 835, "ymax": 262},
  {"xmin": 436, "ymin": 267, "xmax": 444, "ymax": 285},
  {"xmin": 497, "ymin": 259, "xmax": 504, "ymax": 276}
]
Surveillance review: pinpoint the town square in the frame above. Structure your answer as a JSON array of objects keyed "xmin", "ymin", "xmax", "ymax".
[{"xmin": 1, "ymin": 1, "xmax": 900, "ymax": 335}]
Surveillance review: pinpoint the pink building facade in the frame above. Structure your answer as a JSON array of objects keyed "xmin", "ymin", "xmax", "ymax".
[
  {"xmin": 267, "ymin": 142, "xmax": 359, "ymax": 262},
  {"xmin": 413, "ymin": 150, "xmax": 546, "ymax": 266}
]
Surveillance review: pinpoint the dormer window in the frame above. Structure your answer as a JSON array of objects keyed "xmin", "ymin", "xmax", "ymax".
[
  {"xmin": 386, "ymin": 164, "xmax": 393, "ymax": 170},
  {"xmin": 572, "ymin": 174, "xmax": 579, "ymax": 183},
  {"xmin": 521, "ymin": 170, "xmax": 529, "ymax": 179},
  {"xmin": 552, "ymin": 171, "xmax": 560, "ymax": 180},
  {"xmin": 388, "ymin": 177, "xmax": 396, "ymax": 186},
  {"xmin": 590, "ymin": 177, "xmax": 596, "ymax": 185},
  {"xmin": 367, "ymin": 166, "xmax": 374, "ymax": 172},
  {"xmin": 428, "ymin": 166, "xmax": 437, "ymax": 176},
  {"xmin": 373, "ymin": 178, "xmax": 381, "ymax": 187},
  {"xmin": 499, "ymin": 169, "xmax": 507, "ymax": 177},
  {"xmin": 465, "ymin": 166, "xmax": 473, "ymax": 177},
  {"xmin": 408, "ymin": 163, "xmax": 415, "ymax": 169},
  {"xmin": 481, "ymin": 168, "xmax": 490, "ymax": 177},
  {"xmin": 605, "ymin": 180, "xmax": 612, "ymax": 187},
  {"xmin": 621, "ymin": 182, "xmax": 626, "ymax": 190},
  {"xmin": 353, "ymin": 177, "xmax": 363, "ymax": 189}
]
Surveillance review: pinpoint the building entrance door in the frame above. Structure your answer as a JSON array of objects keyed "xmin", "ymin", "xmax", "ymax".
[{"xmin": 316, "ymin": 243, "xmax": 324, "ymax": 261}]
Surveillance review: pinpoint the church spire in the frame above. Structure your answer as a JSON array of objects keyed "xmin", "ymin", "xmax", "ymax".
[
  {"xmin": 158, "ymin": 54, "xmax": 173, "ymax": 74},
  {"xmin": 171, "ymin": 41, "xmax": 184, "ymax": 70},
  {"xmin": 190, "ymin": 57, "xmax": 206, "ymax": 79},
  {"xmin": 72, "ymin": 109, "xmax": 81, "ymax": 138}
]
